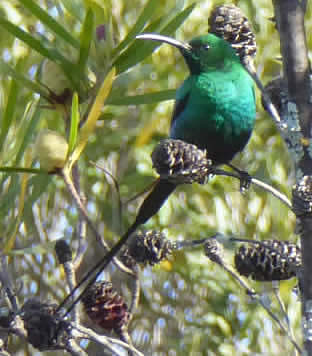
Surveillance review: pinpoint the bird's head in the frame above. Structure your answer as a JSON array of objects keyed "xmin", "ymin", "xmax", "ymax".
[{"xmin": 136, "ymin": 33, "xmax": 240, "ymax": 75}]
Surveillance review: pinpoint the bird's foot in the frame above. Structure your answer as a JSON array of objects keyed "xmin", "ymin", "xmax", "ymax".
[
  {"xmin": 238, "ymin": 171, "xmax": 252, "ymax": 193},
  {"xmin": 226, "ymin": 164, "xmax": 251, "ymax": 193}
]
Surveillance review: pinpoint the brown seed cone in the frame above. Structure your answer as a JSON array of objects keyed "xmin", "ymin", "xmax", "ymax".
[
  {"xmin": 82, "ymin": 281, "xmax": 130, "ymax": 332},
  {"xmin": 293, "ymin": 175, "xmax": 312, "ymax": 216},
  {"xmin": 209, "ymin": 4, "xmax": 256, "ymax": 66},
  {"xmin": 21, "ymin": 299, "xmax": 70, "ymax": 351},
  {"xmin": 55, "ymin": 239, "xmax": 73, "ymax": 264},
  {"xmin": 151, "ymin": 139, "xmax": 212, "ymax": 185},
  {"xmin": 234, "ymin": 240, "xmax": 301, "ymax": 281},
  {"xmin": 204, "ymin": 238, "xmax": 224, "ymax": 265},
  {"xmin": 127, "ymin": 230, "xmax": 173, "ymax": 266},
  {"xmin": 261, "ymin": 76, "xmax": 288, "ymax": 115}
]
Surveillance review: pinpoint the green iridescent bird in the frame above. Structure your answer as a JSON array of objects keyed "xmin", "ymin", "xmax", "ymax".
[
  {"xmin": 130, "ymin": 32, "xmax": 256, "ymax": 227},
  {"xmin": 62, "ymin": 33, "xmax": 256, "ymax": 305}
]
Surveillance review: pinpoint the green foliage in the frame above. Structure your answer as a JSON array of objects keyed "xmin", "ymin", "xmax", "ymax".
[{"xmin": 0, "ymin": 0, "xmax": 304, "ymax": 355}]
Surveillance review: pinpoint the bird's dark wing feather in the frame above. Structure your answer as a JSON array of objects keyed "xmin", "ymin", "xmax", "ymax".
[{"xmin": 170, "ymin": 92, "xmax": 190, "ymax": 129}]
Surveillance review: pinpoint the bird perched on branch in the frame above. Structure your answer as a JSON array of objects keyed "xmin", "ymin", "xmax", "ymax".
[
  {"xmin": 59, "ymin": 33, "xmax": 256, "ymax": 313},
  {"xmin": 129, "ymin": 32, "xmax": 256, "ymax": 229}
]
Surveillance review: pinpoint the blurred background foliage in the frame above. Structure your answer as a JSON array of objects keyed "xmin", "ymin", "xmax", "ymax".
[{"xmin": 0, "ymin": 0, "xmax": 311, "ymax": 354}]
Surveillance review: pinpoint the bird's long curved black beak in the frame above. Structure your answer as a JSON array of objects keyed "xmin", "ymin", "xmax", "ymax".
[{"xmin": 136, "ymin": 33, "xmax": 192, "ymax": 53}]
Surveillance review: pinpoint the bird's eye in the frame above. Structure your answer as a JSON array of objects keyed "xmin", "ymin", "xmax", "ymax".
[{"xmin": 203, "ymin": 44, "xmax": 210, "ymax": 51}]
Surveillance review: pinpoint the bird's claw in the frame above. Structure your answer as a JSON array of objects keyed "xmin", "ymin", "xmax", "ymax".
[
  {"xmin": 238, "ymin": 171, "xmax": 251, "ymax": 193},
  {"xmin": 226, "ymin": 164, "xmax": 251, "ymax": 193}
]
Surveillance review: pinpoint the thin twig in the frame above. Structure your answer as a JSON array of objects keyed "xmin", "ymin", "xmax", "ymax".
[
  {"xmin": 128, "ymin": 267, "xmax": 141, "ymax": 318},
  {"xmin": 90, "ymin": 161, "xmax": 123, "ymax": 234},
  {"xmin": 250, "ymin": 177, "xmax": 292, "ymax": 209},
  {"xmin": 0, "ymin": 346, "xmax": 11, "ymax": 356},
  {"xmin": 0, "ymin": 257, "xmax": 18, "ymax": 311},
  {"xmin": 9, "ymin": 315, "xmax": 27, "ymax": 340},
  {"xmin": 62, "ymin": 260, "xmax": 79, "ymax": 323},
  {"xmin": 174, "ymin": 237, "xmax": 210, "ymax": 250},
  {"xmin": 273, "ymin": 283, "xmax": 300, "ymax": 356},
  {"xmin": 65, "ymin": 339, "xmax": 88, "ymax": 356},
  {"xmin": 73, "ymin": 216, "xmax": 87, "ymax": 268},
  {"xmin": 60, "ymin": 169, "xmax": 134, "ymax": 276},
  {"xmin": 245, "ymin": 63, "xmax": 283, "ymax": 128},
  {"xmin": 61, "ymin": 169, "xmax": 104, "ymax": 248},
  {"xmin": 119, "ymin": 326, "xmax": 134, "ymax": 356},
  {"xmin": 73, "ymin": 324, "xmax": 144, "ymax": 356},
  {"xmin": 212, "ymin": 258, "xmax": 302, "ymax": 354},
  {"xmin": 273, "ymin": 282, "xmax": 291, "ymax": 327},
  {"xmin": 74, "ymin": 187, "xmax": 87, "ymax": 268},
  {"xmin": 212, "ymin": 168, "xmax": 293, "ymax": 210}
]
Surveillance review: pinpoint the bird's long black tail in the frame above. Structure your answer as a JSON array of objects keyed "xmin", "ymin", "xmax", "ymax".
[
  {"xmin": 58, "ymin": 179, "xmax": 176, "ymax": 315},
  {"xmin": 132, "ymin": 179, "xmax": 177, "ymax": 227}
]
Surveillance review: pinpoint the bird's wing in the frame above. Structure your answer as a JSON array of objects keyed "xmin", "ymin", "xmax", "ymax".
[
  {"xmin": 170, "ymin": 78, "xmax": 192, "ymax": 129},
  {"xmin": 170, "ymin": 93, "xmax": 190, "ymax": 129}
]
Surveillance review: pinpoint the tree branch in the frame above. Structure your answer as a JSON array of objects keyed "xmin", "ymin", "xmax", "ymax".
[{"xmin": 272, "ymin": 1, "xmax": 312, "ymax": 354}]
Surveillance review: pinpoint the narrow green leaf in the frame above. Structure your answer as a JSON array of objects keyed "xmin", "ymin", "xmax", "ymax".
[
  {"xmin": 26, "ymin": 174, "xmax": 53, "ymax": 207},
  {"xmin": 113, "ymin": 0, "xmax": 159, "ymax": 56},
  {"xmin": 0, "ymin": 79, "xmax": 18, "ymax": 152},
  {"xmin": 0, "ymin": 16, "xmax": 80, "ymax": 89},
  {"xmin": 14, "ymin": 100, "xmax": 41, "ymax": 166},
  {"xmin": 68, "ymin": 93, "xmax": 80, "ymax": 155},
  {"xmin": 18, "ymin": 0, "xmax": 80, "ymax": 49},
  {"xmin": 0, "ymin": 167, "xmax": 44, "ymax": 174},
  {"xmin": 0, "ymin": 175, "xmax": 21, "ymax": 217},
  {"xmin": 77, "ymin": 8, "xmax": 94, "ymax": 76},
  {"xmin": 0, "ymin": 16, "xmax": 61, "ymax": 62},
  {"xmin": 6, "ymin": 240, "xmax": 57, "ymax": 256},
  {"xmin": 113, "ymin": 17, "xmax": 163, "ymax": 74},
  {"xmin": 107, "ymin": 89, "xmax": 176, "ymax": 105},
  {"xmin": 4, "ymin": 146, "xmax": 33, "ymax": 253},
  {"xmin": 59, "ymin": 0, "xmax": 84, "ymax": 22},
  {"xmin": 68, "ymin": 67, "xmax": 115, "ymax": 169},
  {"xmin": 160, "ymin": 3, "xmax": 196, "ymax": 36},
  {"xmin": 114, "ymin": 3, "xmax": 195, "ymax": 74},
  {"xmin": 0, "ymin": 60, "xmax": 49, "ymax": 98}
]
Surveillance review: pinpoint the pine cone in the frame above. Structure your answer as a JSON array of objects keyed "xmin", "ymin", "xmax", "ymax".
[
  {"xmin": 151, "ymin": 139, "xmax": 212, "ymax": 185},
  {"xmin": 261, "ymin": 76, "xmax": 288, "ymax": 115},
  {"xmin": 55, "ymin": 239, "xmax": 72, "ymax": 264},
  {"xmin": 204, "ymin": 238, "xmax": 224, "ymax": 264},
  {"xmin": 21, "ymin": 299, "xmax": 70, "ymax": 351},
  {"xmin": 82, "ymin": 281, "xmax": 130, "ymax": 332},
  {"xmin": 127, "ymin": 230, "xmax": 173, "ymax": 266},
  {"xmin": 209, "ymin": 4, "xmax": 256, "ymax": 66},
  {"xmin": 234, "ymin": 240, "xmax": 301, "ymax": 281},
  {"xmin": 293, "ymin": 175, "xmax": 312, "ymax": 216}
]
